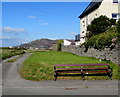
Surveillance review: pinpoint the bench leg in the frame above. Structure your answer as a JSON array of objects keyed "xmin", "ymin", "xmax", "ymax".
[
  {"xmin": 81, "ymin": 73, "xmax": 85, "ymax": 81},
  {"xmin": 109, "ymin": 77, "xmax": 112, "ymax": 80},
  {"xmin": 109, "ymin": 73, "xmax": 112, "ymax": 80},
  {"xmin": 82, "ymin": 76, "xmax": 85, "ymax": 81},
  {"xmin": 54, "ymin": 75, "xmax": 57, "ymax": 81},
  {"xmin": 54, "ymin": 72, "xmax": 57, "ymax": 81}
]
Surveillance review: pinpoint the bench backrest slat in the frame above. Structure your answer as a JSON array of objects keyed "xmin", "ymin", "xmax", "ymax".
[
  {"xmin": 54, "ymin": 64, "xmax": 109, "ymax": 67},
  {"xmin": 56, "ymin": 67, "xmax": 109, "ymax": 70}
]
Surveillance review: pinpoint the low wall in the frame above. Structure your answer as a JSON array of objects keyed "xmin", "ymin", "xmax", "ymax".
[{"xmin": 62, "ymin": 45, "xmax": 119, "ymax": 65}]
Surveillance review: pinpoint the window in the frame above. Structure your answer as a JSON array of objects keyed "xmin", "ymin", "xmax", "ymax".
[
  {"xmin": 95, "ymin": 14, "xmax": 98, "ymax": 18},
  {"xmin": 113, "ymin": 0, "xmax": 118, "ymax": 3},
  {"xmin": 82, "ymin": 31, "xmax": 84, "ymax": 33},
  {"xmin": 112, "ymin": 14, "xmax": 117, "ymax": 18},
  {"xmin": 112, "ymin": 13, "xmax": 120, "ymax": 21},
  {"xmin": 75, "ymin": 34, "xmax": 80, "ymax": 42}
]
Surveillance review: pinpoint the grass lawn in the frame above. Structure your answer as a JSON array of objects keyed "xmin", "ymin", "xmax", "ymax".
[
  {"xmin": 0, "ymin": 48, "xmax": 26, "ymax": 60},
  {"xmin": 20, "ymin": 51, "xmax": 118, "ymax": 81},
  {"xmin": 6, "ymin": 55, "xmax": 22, "ymax": 63}
]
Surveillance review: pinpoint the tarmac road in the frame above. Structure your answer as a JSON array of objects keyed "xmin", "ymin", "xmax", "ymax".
[{"xmin": 1, "ymin": 53, "xmax": 119, "ymax": 95}]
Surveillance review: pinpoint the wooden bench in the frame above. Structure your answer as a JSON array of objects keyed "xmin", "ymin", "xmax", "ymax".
[{"xmin": 54, "ymin": 64, "xmax": 112, "ymax": 81}]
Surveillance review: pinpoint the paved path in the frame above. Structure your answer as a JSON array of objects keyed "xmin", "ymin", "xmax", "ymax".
[{"xmin": 1, "ymin": 53, "xmax": 119, "ymax": 95}]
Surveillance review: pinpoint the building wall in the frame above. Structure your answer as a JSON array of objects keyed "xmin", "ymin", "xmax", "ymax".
[
  {"xmin": 87, "ymin": 8, "xmax": 100, "ymax": 25},
  {"xmin": 62, "ymin": 45, "xmax": 119, "ymax": 65},
  {"xmin": 99, "ymin": 0, "xmax": 118, "ymax": 19},
  {"xmin": 52, "ymin": 44, "xmax": 58, "ymax": 51},
  {"xmin": 80, "ymin": 8, "xmax": 100, "ymax": 44},
  {"xmin": 80, "ymin": 17, "xmax": 86, "ymax": 44},
  {"xmin": 79, "ymin": 0, "xmax": 119, "ymax": 45},
  {"xmin": 63, "ymin": 40, "xmax": 71, "ymax": 46},
  {"xmin": 75, "ymin": 41, "xmax": 81, "ymax": 45}
]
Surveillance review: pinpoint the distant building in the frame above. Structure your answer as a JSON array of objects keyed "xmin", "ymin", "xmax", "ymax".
[
  {"xmin": 76, "ymin": 0, "xmax": 119, "ymax": 45},
  {"xmin": 9, "ymin": 46, "xmax": 13, "ymax": 48},
  {"xmin": 75, "ymin": 34, "xmax": 80, "ymax": 45},
  {"xmin": 35, "ymin": 48, "xmax": 38, "ymax": 50},
  {"xmin": 63, "ymin": 39, "xmax": 75, "ymax": 46},
  {"xmin": 29, "ymin": 47, "xmax": 33, "ymax": 50}
]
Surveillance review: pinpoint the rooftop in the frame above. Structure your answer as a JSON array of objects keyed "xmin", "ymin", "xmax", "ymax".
[{"xmin": 79, "ymin": 0, "xmax": 103, "ymax": 19}]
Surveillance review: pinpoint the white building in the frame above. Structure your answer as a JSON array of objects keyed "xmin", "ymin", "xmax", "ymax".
[
  {"xmin": 63, "ymin": 39, "xmax": 75, "ymax": 46},
  {"xmin": 75, "ymin": 0, "xmax": 119, "ymax": 45},
  {"xmin": 9, "ymin": 46, "xmax": 13, "ymax": 48}
]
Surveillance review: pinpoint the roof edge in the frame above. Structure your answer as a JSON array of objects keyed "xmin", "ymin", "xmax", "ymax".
[{"xmin": 79, "ymin": 1, "xmax": 103, "ymax": 19}]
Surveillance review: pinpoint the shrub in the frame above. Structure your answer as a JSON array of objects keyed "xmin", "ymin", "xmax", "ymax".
[
  {"xmin": 83, "ymin": 27, "xmax": 118, "ymax": 50},
  {"xmin": 117, "ymin": 19, "xmax": 120, "ymax": 42},
  {"xmin": 1, "ymin": 48, "xmax": 26, "ymax": 60},
  {"xmin": 57, "ymin": 40, "xmax": 64, "ymax": 51},
  {"xmin": 117, "ymin": 19, "xmax": 120, "ymax": 33},
  {"xmin": 87, "ymin": 15, "xmax": 116, "ymax": 39}
]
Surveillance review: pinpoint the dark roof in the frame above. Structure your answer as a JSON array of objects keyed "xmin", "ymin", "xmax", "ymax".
[{"xmin": 79, "ymin": 0, "xmax": 103, "ymax": 19}]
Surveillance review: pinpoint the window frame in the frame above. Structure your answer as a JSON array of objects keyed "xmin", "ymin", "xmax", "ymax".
[
  {"xmin": 113, "ymin": 0, "xmax": 118, "ymax": 3},
  {"xmin": 112, "ymin": 13, "xmax": 117, "ymax": 18}
]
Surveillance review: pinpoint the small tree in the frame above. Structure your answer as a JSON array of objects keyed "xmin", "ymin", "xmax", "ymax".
[
  {"xmin": 57, "ymin": 40, "xmax": 64, "ymax": 51},
  {"xmin": 117, "ymin": 19, "xmax": 120, "ymax": 42},
  {"xmin": 87, "ymin": 15, "xmax": 116, "ymax": 39},
  {"xmin": 83, "ymin": 27, "xmax": 118, "ymax": 51}
]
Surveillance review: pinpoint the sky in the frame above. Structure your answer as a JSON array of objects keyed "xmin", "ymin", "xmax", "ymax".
[{"xmin": 1, "ymin": 2, "xmax": 90, "ymax": 47}]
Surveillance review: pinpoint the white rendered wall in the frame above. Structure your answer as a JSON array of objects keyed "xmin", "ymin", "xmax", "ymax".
[
  {"xmin": 80, "ymin": 8, "xmax": 100, "ymax": 44},
  {"xmin": 86, "ymin": 0, "xmax": 118, "ymax": 25},
  {"xmin": 79, "ymin": 0, "xmax": 119, "ymax": 45},
  {"xmin": 75, "ymin": 41, "xmax": 81, "ymax": 45},
  {"xmin": 63, "ymin": 40, "xmax": 71, "ymax": 46},
  {"xmin": 99, "ymin": 0, "xmax": 118, "ymax": 19}
]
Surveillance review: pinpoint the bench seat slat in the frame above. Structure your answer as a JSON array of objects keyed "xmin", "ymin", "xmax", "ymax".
[
  {"xmin": 56, "ymin": 71, "xmax": 110, "ymax": 73},
  {"xmin": 56, "ymin": 67, "xmax": 109, "ymax": 70},
  {"xmin": 54, "ymin": 64, "xmax": 109, "ymax": 66},
  {"xmin": 54, "ymin": 63, "xmax": 112, "ymax": 81}
]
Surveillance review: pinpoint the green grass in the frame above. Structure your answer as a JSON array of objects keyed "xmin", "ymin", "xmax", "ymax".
[
  {"xmin": 0, "ymin": 48, "xmax": 26, "ymax": 60},
  {"xmin": 6, "ymin": 57, "xmax": 19, "ymax": 63},
  {"xmin": 20, "ymin": 51, "xmax": 119, "ymax": 81},
  {"xmin": 6, "ymin": 55, "xmax": 22, "ymax": 63}
]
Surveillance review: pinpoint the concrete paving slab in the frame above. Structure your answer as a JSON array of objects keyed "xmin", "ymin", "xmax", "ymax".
[{"xmin": 1, "ymin": 53, "xmax": 119, "ymax": 95}]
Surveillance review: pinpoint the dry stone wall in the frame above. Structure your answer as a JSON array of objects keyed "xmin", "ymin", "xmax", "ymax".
[{"xmin": 62, "ymin": 45, "xmax": 119, "ymax": 65}]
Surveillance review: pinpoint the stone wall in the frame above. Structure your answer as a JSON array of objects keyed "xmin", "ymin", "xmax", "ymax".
[
  {"xmin": 62, "ymin": 45, "xmax": 119, "ymax": 65},
  {"xmin": 52, "ymin": 44, "xmax": 58, "ymax": 51}
]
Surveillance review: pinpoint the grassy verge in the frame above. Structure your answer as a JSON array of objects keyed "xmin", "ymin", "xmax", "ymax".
[
  {"xmin": 0, "ymin": 48, "xmax": 26, "ymax": 60},
  {"xmin": 6, "ymin": 57, "xmax": 19, "ymax": 63},
  {"xmin": 20, "ymin": 51, "xmax": 118, "ymax": 81},
  {"xmin": 6, "ymin": 55, "xmax": 23, "ymax": 63}
]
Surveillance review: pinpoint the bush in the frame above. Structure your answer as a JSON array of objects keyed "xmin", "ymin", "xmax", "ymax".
[
  {"xmin": 117, "ymin": 19, "xmax": 120, "ymax": 42},
  {"xmin": 1, "ymin": 48, "xmax": 26, "ymax": 60},
  {"xmin": 83, "ymin": 27, "xmax": 118, "ymax": 50},
  {"xmin": 57, "ymin": 40, "xmax": 63, "ymax": 51},
  {"xmin": 87, "ymin": 15, "xmax": 116, "ymax": 39},
  {"xmin": 117, "ymin": 19, "xmax": 120, "ymax": 33}
]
